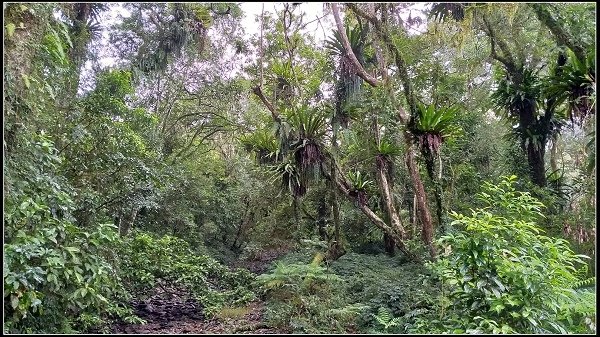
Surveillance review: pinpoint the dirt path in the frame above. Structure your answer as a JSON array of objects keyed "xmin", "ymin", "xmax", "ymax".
[
  {"xmin": 111, "ymin": 300, "xmax": 284, "ymax": 334},
  {"xmin": 110, "ymin": 246, "xmax": 292, "ymax": 334}
]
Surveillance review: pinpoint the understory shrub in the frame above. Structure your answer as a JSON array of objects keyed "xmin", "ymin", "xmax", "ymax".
[
  {"xmin": 418, "ymin": 176, "xmax": 596, "ymax": 334},
  {"xmin": 4, "ymin": 133, "xmax": 138, "ymax": 333},
  {"xmin": 258, "ymin": 248, "xmax": 437, "ymax": 334},
  {"xmin": 256, "ymin": 252, "xmax": 367, "ymax": 333},
  {"xmin": 329, "ymin": 253, "xmax": 437, "ymax": 333},
  {"xmin": 115, "ymin": 231, "xmax": 257, "ymax": 316}
]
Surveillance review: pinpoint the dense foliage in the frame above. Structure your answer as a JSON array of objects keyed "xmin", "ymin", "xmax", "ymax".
[
  {"xmin": 425, "ymin": 176, "xmax": 595, "ymax": 333},
  {"xmin": 3, "ymin": 2, "xmax": 596, "ymax": 334}
]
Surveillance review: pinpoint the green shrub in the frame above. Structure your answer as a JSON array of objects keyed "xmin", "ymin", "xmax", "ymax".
[
  {"xmin": 423, "ymin": 175, "xmax": 596, "ymax": 334},
  {"xmin": 256, "ymin": 252, "xmax": 366, "ymax": 333},
  {"xmin": 3, "ymin": 222, "xmax": 137, "ymax": 333},
  {"xmin": 3, "ymin": 133, "xmax": 137, "ymax": 333},
  {"xmin": 329, "ymin": 253, "xmax": 437, "ymax": 333},
  {"xmin": 259, "ymin": 251, "xmax": 438, "ymax": 334},
  {"xmin": 115, "ymin": 231, "xmax": 256, "ymax": 316}
]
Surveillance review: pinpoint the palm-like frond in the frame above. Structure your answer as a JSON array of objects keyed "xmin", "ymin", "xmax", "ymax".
[
  {"xmin": 267, "ymin": 160, "xmax": 306, "ymax": 197},
  {"xmin": 286, "ymin": 107, "xmax": 326, "ymax": 140},
  {"xmin": 545, "ymin": 49, "xmax": 595, "ymax": 125},
  {"xmin": 412, "ymin": 102, "xmax": 461, "ymax": 155},
  {"xmin": 347, "ymin": 170, "xmax": 373, "ymax": 191},
  {"xmin": 240, "ymin": 129, "xmax": 279, "ymax": 165},
  {"xmin": 347, "ymin": 170, "xmax": 372, "ymax": 205},
  {"xmin": 324, "ymin": 24, "xmax": 370, "ymax": 60},
  {"xmin": 87, "ymin": 21, "xmax": 103, "ymax": 40},
  {"xmin": 328, "ymin": 23, "xmax": 373, "ymax": 120},
  {"xmin": 375, "ymin": 139, "xmax": 403, "ymax": 158},
  {"xmin": 491, "ymin": 67, "xmax": 543, "ymax": 121}
]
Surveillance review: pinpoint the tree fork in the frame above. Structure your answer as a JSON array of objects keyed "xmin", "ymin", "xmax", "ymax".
[{"xmin": 332, "ymin": 3, "xmax": 437, "ymax": 259}]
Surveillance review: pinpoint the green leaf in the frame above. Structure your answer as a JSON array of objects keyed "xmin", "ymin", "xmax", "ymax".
[
  {"xmin": 526, "ymin": 316, "xmax": 538, "ymax": 327},
  {"xmin": 5, "ymin": 23, "xmax": 15, "ymax": 37},
  {"xmin": 11, "ymin": 296, "xmax": 19, "ymax": 309}
]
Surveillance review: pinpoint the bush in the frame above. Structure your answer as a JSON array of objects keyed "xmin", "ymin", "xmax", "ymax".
[
  {"xmin": 329, "ymin": 253, "xmax": 437, "ymax": 333},
  {"xmin": 258, "ymin": 250, "xmax": 438, "ymax": 334},
  {"xmin": 4, "ymin": 133, "xmax": 137, "ymax": 333},
  {"xmin": 115, "ymin": 231, "xmax": 257, "ymax": 316},
  {"xmin": 256, "ymin": 252, "xmax": 366, "ymax": 333},
  {"xmin": 3, "ymin": 222, "xmax": 137, "ymax": 333},
  {"xmin": 422, "ymin": 176, "xmax": 596, "ymax": 334}
]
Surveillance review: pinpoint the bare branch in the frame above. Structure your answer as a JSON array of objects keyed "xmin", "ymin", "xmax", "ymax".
[{"xmin": 252, "ymin": 86, "xmax": 281, "ymax": 123}]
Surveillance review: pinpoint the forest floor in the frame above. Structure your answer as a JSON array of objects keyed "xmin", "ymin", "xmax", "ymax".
[
  {"xmin": 110, "ymin": 246, "xmax": 291, "ymax": 334},
  {"xmin": 111, "ymin": 299, "xmax": 283, "ymax": 334}
]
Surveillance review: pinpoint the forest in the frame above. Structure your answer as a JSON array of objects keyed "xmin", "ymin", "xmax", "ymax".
[{"xmin": 3, "ymin": 2, "xmax": 596, "ymax": 334}]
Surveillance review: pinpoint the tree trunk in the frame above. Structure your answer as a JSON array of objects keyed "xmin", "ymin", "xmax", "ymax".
[
  {"xmin": 292, "ymin": 196, "xmax": 300, "ymax": 237},
  {"xmin": 550, "ymin": 136, "xmax": 559, "ymax": 173},
  {"xmin": 4, "ymin": 4, "xmax": 50, "ymax": 154},
  {"xmin": 63, "ymin": 3, "xmax": 96, "ymax": 98},
  {"xmin": 4, "ymin": 4, "xmax": 48, "ymax": 94},
  {"xmin": 423, "ymin": 147, "xmax": 446, "ymax": 235},
  {"xmin": 383, "ymin": 233, "xmax": 396, "ymax": 256},
  {"xmin": 375, "ymin": 159, "xmax": 406, "ymax": 239},
  {"xmin": 326, "ymin": 164, "xmax": 416, "ymax": 260},
  {"xmin": 316, "ymin": 195, "xmax": 329, "ymax": 241},
  {"xmin": 404, "ymin": 145, "xmax": 437, "ymax": 259},
  {"xmin": 373, "ymin": 118, "xmax": 407, "ymax": 240},
  {"xmin": 525, "ymin": 140, "xmax": 547, "ymax": 187},
  {"xmin": 326, "ymin": 187, "xmax": 346, "ymax": 261},
  {"xmin": 119, "ymin": 206, "xmax": 139, "ymax": 237},
  {"xmin": 231, "ymin": 197, "xmax": 254, "ymax": 252},
  {"xmin": 327, "ymin": 129, "xmax": 346, "ymax": 261}
]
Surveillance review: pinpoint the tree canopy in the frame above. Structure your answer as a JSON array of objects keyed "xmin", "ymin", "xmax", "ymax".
[{"xmin": 3, "ymin": 2, "xmax": 596, "ymax": 334}]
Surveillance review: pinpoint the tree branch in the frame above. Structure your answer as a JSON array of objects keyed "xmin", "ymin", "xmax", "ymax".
[
  {"xmin": 347, "ymin": 3, "xmax": 417, "ymax": 116},
  {"xmin": 331, "ymin": 3, "xmax": 380, "ymax": 87},
  {"xmin": 481, "ymin": 14, "xmax": 518, "ymax": 73},
  {"xmin": 347, "ymin": 3, "xmax": 380, "ymax": 30},
  {"xmin": 529, "ymin": 3, "xmax": 587, "ymax": 62},
  {"xmin": 252, "ymin": 86, "xmax": 281, "ymax": 123}
]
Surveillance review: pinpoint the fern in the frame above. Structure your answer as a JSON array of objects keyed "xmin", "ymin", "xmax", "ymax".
[
  {"xmin": 573, "ymin": 277, "xmax": 596, "ymax": 290},
  {"xmin": 372, "ymin": 307, "xmax": 403, "ymax": 332},
  {"xmin": 327, "ymin": 303, "xmax": 370, "ymax": 320}
]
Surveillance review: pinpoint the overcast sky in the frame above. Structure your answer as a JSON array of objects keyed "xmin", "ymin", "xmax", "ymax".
[
  {"xmin": 79, "ymin": 3, "xmax": 429, "ymax": 92},
  {"xmin": 239, "ymin": 2, "xmax": 429, "ymax": 42},
  {"xmin": 240, "ymin": 2, "xmax": 332, "ymax": 43}
]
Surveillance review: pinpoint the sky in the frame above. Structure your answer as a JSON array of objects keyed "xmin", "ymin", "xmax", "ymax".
[
  {"xmin": 239, "ymin": 2, "xmax": 429, "ymax": 42},
  {"xmin": 78, "ymin": 3, "xmax": 430, "ymax": 92},
  {"xmin": 240, "ymin": 2, "xmax": 332, "ymax": 43}
]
